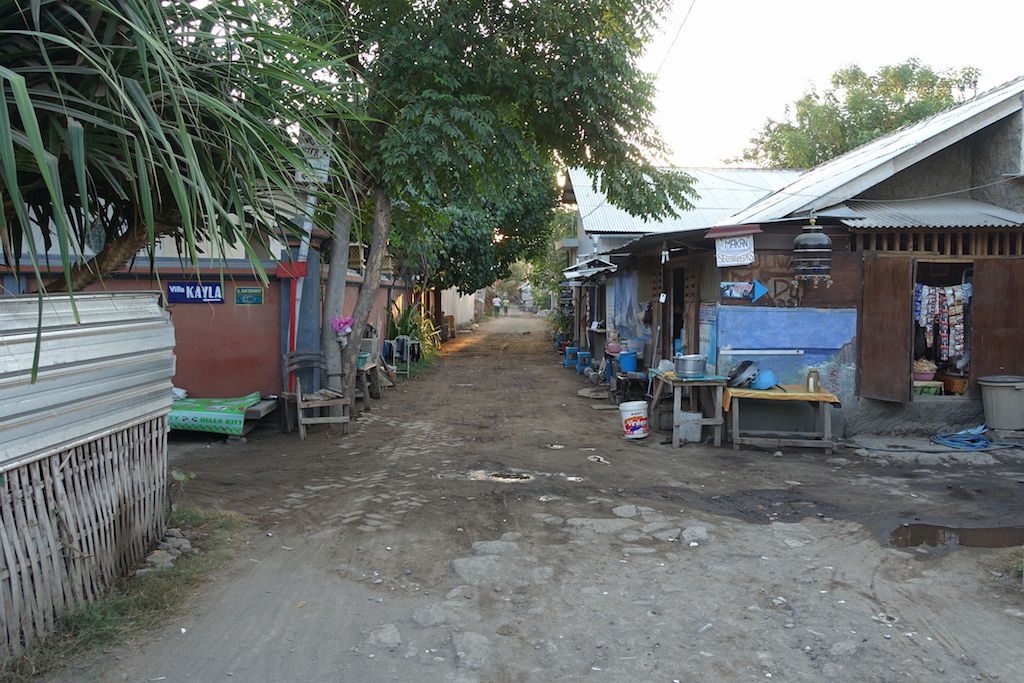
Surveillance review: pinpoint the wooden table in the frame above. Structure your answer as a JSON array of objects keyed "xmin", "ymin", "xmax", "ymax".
[
  {"xmin": 723, "ymin": 385, "xmax": 839, "ymax": 454},
  {"xmin": 649, "ymin": 369, "xmax": 727, "ymax": 448},
  {"xmin": 353, "ymin": 361, "xmax": 380, "ymax": 416}
]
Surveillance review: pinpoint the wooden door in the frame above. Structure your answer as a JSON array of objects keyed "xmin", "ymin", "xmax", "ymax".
[
  {"xmin": 969, "ymin": 258, "xmax": 1024, "ymax": 394},
  {"xmin": 859, "ymin": 256, "xmax": 913, "ymax": 402}
]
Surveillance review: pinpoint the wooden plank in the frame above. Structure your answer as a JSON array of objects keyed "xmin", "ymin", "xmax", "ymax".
[
  {"xmin": 39, "ymin": 458, "xmax": 73, "ymax": 611},
  {"xmin": 12, "ymin": 466, "xmax": 48, "ymax": 637},
  {"xmin": 28, "ymin": 460, "xmax": 63, "ymax": 621},
  {"xmin": 859, "ymin": 255, "xmax": 913, "ymax": 402},
  {"xmin": 969, "ymin": 258, "xmax": 1024, "ymax": 395},
  {"xmin": 301, "ymin": 417, "xmax": 351, "ymax": 425},
  {"xmin": 49, "ymin": 455, "xmax": 86, "ymax": 606},
  {"xmin": 0, "ymin": 473, "xmax": 29, "ymax": 653},
  {"xmin": 244, "ymin": 399, "xmax": 278, "ymax": 419}
]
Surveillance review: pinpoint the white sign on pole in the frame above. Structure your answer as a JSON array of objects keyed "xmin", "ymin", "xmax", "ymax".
[{"xmin": 715, "ymin": 234, "xmax": 755, "ymax": 267}]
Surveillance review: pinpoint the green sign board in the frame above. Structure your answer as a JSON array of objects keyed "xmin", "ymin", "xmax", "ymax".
[{"xmin": 235, "ymin": 287, "xmax": 265, "ymax": 305}]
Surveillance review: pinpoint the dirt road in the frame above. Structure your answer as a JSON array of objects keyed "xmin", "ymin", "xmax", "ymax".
[{"xmin": 81, "ymin": 313, "xmax": 1023, "ymax": 682}]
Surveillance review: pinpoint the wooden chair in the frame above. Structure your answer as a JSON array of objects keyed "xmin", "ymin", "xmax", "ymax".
[{"xmin": 280, "ymin": 352, "xmax": 350, "ymax": 439}]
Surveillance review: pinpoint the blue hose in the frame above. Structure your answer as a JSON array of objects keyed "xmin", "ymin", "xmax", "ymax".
[{"xmin": 930, "ymin": 432, "xmax": 991, "ymax": 450}]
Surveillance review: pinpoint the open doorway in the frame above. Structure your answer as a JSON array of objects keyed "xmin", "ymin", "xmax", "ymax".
[
  {"xmin": 670, "ymin": 267, "xmax": 686, "ymax": 355},
  {"xmin": 913, "ymin": 261, "xmax": 973, "ymax": 398}
]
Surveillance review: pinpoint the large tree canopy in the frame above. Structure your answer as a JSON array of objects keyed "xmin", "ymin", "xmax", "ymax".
[
  {"xmin": 740, "ymin": 59, "xmax": 980, "ymax": 169},
  {"xmin": 316, "ymin": 0, "xmax": 696, "ymax": 395},
  {"xmin": 321, "ymin": 0, "xmax": 694, "ymax": 287}
]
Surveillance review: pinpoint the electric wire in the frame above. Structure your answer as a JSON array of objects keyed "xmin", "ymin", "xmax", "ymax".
[{"xmin": 655, "ymin": 0, "xmax": 697, "ymax": 77}]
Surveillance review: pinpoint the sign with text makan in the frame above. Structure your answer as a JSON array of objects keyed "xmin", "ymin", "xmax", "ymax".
[{"xmin": 715, "ymin": 234, "xmax": 755, "ymax": 267}]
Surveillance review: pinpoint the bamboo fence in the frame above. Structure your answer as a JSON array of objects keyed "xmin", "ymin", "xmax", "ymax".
[{"xmin": 0, "ymin": 415, "xmax": 167, "ymax": 658}]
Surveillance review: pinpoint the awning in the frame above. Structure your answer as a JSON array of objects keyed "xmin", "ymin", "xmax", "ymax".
[
  {"xmin": 831, "ymin": 198, "xmax": 1024, "ymax": 229},
  {"xmin": 563, "ymin": 257, "xmax": 617, "ymax": 282},
  {"xmin": 704, "ymin": 224, "xmax": 763, "ymax": 240}
]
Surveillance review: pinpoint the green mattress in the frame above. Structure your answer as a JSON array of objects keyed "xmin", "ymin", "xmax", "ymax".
[{"xmin": 169, "ymin": 392, "xmax": 262, "ymax": 436}]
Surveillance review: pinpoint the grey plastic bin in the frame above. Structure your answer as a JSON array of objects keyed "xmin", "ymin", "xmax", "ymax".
[{"xmin": 977, "ymin": 375, "xmax": 1024, "ymax": 430}]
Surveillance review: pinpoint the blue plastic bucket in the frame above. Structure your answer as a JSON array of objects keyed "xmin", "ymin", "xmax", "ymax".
[{"xmin": 619, "ymin": 351, "xmax": 638, "ymax": 372}]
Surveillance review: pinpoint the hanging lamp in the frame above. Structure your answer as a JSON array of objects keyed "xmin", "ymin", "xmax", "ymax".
[{"xmin": 792, "ymin": 216, "xmax": 832, "ymax": 287}]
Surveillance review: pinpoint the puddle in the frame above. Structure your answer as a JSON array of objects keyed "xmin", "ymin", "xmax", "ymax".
[
  {"xmin": 890, "ymin": 524, "xmax": 1024, "ymax": 548},
  {"xmin": 464, "ymin": 469, "xmax": 536, "ymax": 483},
  {"xmin": 490, "ymin": 472, "xmax": 533, "ymax": 481}
]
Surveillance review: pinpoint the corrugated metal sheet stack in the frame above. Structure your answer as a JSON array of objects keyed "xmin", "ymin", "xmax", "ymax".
[
  {"xmin": 0, "ymin": 292, "xmax": 175, "ymax": 658},
  {"xmin": 0, "ymin": 292, "xmax": 176, "ymax": 469}
]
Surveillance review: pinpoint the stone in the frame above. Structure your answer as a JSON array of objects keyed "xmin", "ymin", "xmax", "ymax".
[
  {"xmin": 565, "ymin": 518, "xmax": 637, "ymax": 533},
  {"xmin": 164, "ymin": 528, "xmax": 184, "ymax": 539},
  {"xmin": 163, "ymin": 536, "xmax": 191, "ymax": 550},
  {"xmin": 452, "ymin": 631, "xmax": 492, "ymax": 670},
  {"xmin": 471, "ymin": 540, "xmax": 520, "ymax": 556},
  {"xmin": 622, "ymin": 546, "xmax": 657, "ymax": 555},
  {"xmin": 542, "ymin": 516, "xmax": 564, "ymax": 526},
  {"xmin": 641, "ymin": 521, "xmax": 676, "ymax": 534},
  {"xmin": 412, "ymin": 604, "xmax": 454, "ymax": 627},
  {"xmin": 146, "ymin": 549, "xmax": 175, "ymax": 566},
  {"xmin": 652, "ymin": 528, "xmax": 682, "ymax": 542},
  {"xmin": 499, "ymin": 532, "xmax": 522, "ymax": 541},
  {"xmin": 682, "ymin": 526, "xmax": 710, "ymax": 544},
  {"xmin": 452, "ymin": 556, "xmax": 506, "ymax": 585},
  {"xmin": 366, "ymin": 623, "xmax": 402, "ymax": 649},
  {"xmin": 783, "ymin": 538, "xmax": 808, "ymax": 549},
  {"xmin": 134, "ymin": 567, "xmax": 155, "ymax": 577},
  {"xmin": 612, "ymin": 504, "xmax": 638, "ymax": 518},
  {"xmin": 618, "ymin": 531, "xmax": 650, "ymax": 543},
  {"xmin": 157, "ymin": 542, "xmax": 182, "ymax": 557},
  {"xmin": 445, "ymin": 585, "xmax": 476, "ymax": 601},
  {"xmin": 829, "ymin": 640, "xmax": 861, "ymax": 657}
]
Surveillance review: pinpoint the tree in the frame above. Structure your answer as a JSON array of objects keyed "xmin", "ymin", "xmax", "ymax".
[
  {"xmin": 528, "ymin": 208, "xmax": 577, "ymax": 309},
  {"xmin": 740, "ymin": 59, "xmax": 980, "ymax": 168},
  {"xmin": 1, "ymin": 0, "xmax": 353, "ymax": 295},
  {"xmin": 315, "ymin": 0, "xmax": 697, "ymax": 401}
]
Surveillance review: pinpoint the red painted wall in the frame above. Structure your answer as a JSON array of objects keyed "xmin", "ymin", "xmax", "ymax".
[{"xmin": 86, "ymin": 278, "xmax": 281, "ymax": 398}]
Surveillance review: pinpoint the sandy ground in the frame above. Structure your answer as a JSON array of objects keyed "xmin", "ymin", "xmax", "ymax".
[{"xmin": 68, "ymin": 312, "xmax": 1024, "ymax": 682}]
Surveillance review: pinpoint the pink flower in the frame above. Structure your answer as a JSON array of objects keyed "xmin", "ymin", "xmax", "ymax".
[{"xmin": 331, "ymin": 316, "xmax": 354, "ymax": 334}]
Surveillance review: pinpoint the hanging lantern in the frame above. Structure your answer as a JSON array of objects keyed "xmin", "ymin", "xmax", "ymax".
[{"xmin": 793, "ymin": 218, "xmax": 832, "ymax": 286}]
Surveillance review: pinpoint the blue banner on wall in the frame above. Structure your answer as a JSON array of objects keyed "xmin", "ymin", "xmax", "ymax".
[{"xmin": 167, "ymin": 281, "xmax": 224, "ymax": 304}]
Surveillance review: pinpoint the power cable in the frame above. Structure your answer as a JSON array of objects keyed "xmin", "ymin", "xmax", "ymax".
[{"xmin": 655, "ymin": 0, "xmax": 697, "ymax": 77}]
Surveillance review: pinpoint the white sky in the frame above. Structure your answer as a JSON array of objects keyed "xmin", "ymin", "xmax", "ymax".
[{"xmin": 640, "ymin": 0, "xmax": 1024, "ymax": 167}]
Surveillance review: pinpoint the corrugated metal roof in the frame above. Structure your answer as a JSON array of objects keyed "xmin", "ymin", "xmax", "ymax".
[
  {"xmin": 0, "ymin": 293, "xmax": 176, "ymax": 470},
  {"xmin": 569, "ymin": 167, "xmax": 802, "ymax": 234},
  {"xmin": 836, "ymin": 198, "xmax": 1024, "ymax": 229},
  {"xmin": 721, "ymin": 76, "xmax": 1024, "ymax": 226}
]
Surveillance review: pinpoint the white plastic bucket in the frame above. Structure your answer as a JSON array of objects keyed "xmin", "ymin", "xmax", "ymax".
[{"xmin": 619, "ymin": 400, "xmax": 650, "ymax": 439}]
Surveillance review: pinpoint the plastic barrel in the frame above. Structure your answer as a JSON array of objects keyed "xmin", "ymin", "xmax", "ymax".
[
  {"xmin": 619, "ymin": 400, "xmax": 650, "ymax": 439},
  {"xmin": 978, "ymin": 375, "xmax": 1024, "ymax": 430},
  {"xmin": 619, "ymin": 351, "xmax": 638, "ymax": 372}
]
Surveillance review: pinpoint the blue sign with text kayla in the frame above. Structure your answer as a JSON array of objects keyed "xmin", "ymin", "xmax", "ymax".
[{"xmin": 167, "ymin": 281, "xmax": 224, "ymax": 304}]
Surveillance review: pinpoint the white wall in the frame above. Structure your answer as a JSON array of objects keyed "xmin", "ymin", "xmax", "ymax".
[{"xmin": 440, "ymin": 287, "xmax": 477, "ymax": 326}]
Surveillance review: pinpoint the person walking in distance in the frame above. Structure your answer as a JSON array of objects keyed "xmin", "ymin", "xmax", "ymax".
[
  {"xmin": 492, "ymin": 294, "xmax": 502, "ymax": 318},
  {"xmin": 502, "ymin": 297, "xmax": 510, "ymax": 316}
]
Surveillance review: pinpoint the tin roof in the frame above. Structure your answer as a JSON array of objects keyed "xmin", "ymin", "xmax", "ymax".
[
  {"xmin": 721, "ymin": 76, "xmax": 1024, "ymax": 226},
  {"xmin": 569, "ymin": 167, "xmax": 801, "ymax": 235},
  {"xmin": 834, "ymin": 198, "xmax": 1024, "ymax": 229}
]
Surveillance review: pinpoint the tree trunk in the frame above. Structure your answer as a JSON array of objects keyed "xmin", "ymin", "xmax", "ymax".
[
  {"xmin": 320, "ymin": 198, "xmax": 357, "ymax": 392},
  {"xmin": 342, "ymin": 184, "xmax": 391, "ymax": 408},
  {"xmin": 45, "ymin": 219, "xmax": 168, "ymax": 292}
]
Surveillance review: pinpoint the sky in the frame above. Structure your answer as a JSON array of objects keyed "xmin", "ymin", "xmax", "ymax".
[{"xmin": 639, "ymin": 0, "xmax": 1024, "ymax": 167}]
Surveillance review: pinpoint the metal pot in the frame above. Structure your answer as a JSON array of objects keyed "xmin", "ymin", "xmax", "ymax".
[{"xmin": 674, "ymin": 354, "xmax": 706, "ymax": 377}]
